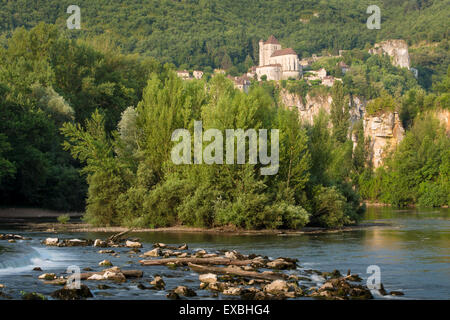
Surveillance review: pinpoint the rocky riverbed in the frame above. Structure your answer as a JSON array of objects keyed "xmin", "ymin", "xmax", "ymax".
[{"xmin": 0, "ymin": 232, "xmax": 403, "ymax": 300}]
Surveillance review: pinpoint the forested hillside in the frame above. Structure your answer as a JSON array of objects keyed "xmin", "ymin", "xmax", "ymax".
[
  {"xmin": 0, "ymin": 1, "xmax": 448, "ymax": 227},
  {"xmin": 0, "ymin": 0, "xmax": 448, "ymax": 80}
]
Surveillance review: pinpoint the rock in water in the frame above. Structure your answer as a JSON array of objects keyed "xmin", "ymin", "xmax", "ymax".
[
  {"xmin": 199, "ymin": 273, "xmax": 217, "ymax": 284},
  {"xmin": 223, "ymin": 287, "xmax": 242, "ymax": 296},
  {"xmin": 264, "ymin": 280, "xmax": 290, "ymax": 295},
  {"xmin": 103, "ymin": 271, "xmax": 126, "ymax": 283},
  {"xmin": 51, "ymin": 284, "xmax": 93, "ymax": 300},
  {"xmin": 126, "ymin": 240, "xmax": 142, "ymax": 248},
  {"xmin": 99, "ymin": 260, "xmax": 113, "ymax": 267},
  {"xmin": 87, "ymin": 274, "xmax": 105, "ymax": 281},
  {"xmin": 43, "ymin": 238, "xmax": 59, "ymax": 246},
  {"xmin": 94, "ymin": 239, "xmax": 107, "ymax": 247},
  {"xmin": 174, "ymin": 286, "xmax": 197, "ymax": 297},
  {"xmin": 150, "ymin": 276, "xmax": 165, "ymax": 289},
  {"xmin": 143, "ymin": 248, "xmax": 161, "ymax": 257},
  {"xmin": 38, "ymin": 273, "xmax": 56, "ymax": 280}
]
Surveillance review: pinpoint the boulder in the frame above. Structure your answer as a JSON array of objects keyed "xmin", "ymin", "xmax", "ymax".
[
  {"xmin": 94, "ymin": 239, "xmax": 107, "ymax": 247},
  {"xmin": 224, "ymin": 251, "xmax": 237, "ymax": 259},
  {"xmin": 208, "ymin": 282, "xmax": 228, "ymax": 292},
  {"xmin": 65, "ymin": 239, "xmax": 89, "ymax": 247},
  {"xmin": 266, "ymin": 258, "xmax": 295, "ymax": 270},
  {"xmin": 43, "ymin": 238, "xmax": 59, "ymax": 246},
  {"xmin": 0, "ymin": 284, "xmax": 4, "ymax": 289},
  {"xmin": 125, "ymin": 240, "xmax": 142, "ymax": 248},
  {"xmin": 144, "ymin": 248, "xmax": 161, "ymax": 257},
  {"xmin": 98, "ymin": 249, "xmax": 115, "ymax": 254},
  {"xmin": 51, "ymin": 284, "xmax": 93, "ymax": 300},
  {"xmin": 87, "ymin": 274, "xmax": 105, "ymax": 281},
  {"xmin": 103, "ymin": 271, "xmax": 126, "ymax": 283},
  {"xmin": 174, "ymin": 286, "xmax": 197, "ymax": 297},
  {"xmin": 38, "ymin": 273, "xmax": 56, "ymax": 280},
  {"xmin": 199, "ymin": 273, "xmax": 217, "ymax": 284},
  {"xmin": 264, "ymin": 280, "xmax": 289, "ymax": 295},
  {"xmin": 98, "ymin": 260, "xmax": 113, "ymax": 267},
  {"xmin": 33, "ymin": 267, "xmax": 42, "ymax": 271},
  {"xmin": 223, "ymin": 287, "xmax": 241, "ymax": 296},
  {"xmin": 150, "ymin": 276, "xmax": 165, "ymax": 289}
]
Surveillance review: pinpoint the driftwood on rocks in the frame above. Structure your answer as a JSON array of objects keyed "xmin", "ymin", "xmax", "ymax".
[
  {"xmin": 188, "ymin": 263, "xmax": 286, "ymax": 281},
  {"xmin": 139, "ymin": 257, "xmax": 256, "ymax": 266},
  {"xmin": 78, "ymin": 269, "xmax": 143, "ymax": 280},
  {"xmin": 107, "ymin": 229, "xmax": 134, "ymax": 243}
]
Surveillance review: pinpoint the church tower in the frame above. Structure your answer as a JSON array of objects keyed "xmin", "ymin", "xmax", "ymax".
[{"xmin": 259, "ymin": 39, "xmax": 264, "ymax": 66}]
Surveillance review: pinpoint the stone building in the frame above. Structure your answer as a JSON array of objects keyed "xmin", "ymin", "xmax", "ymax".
[
  {"xmin": 193, "ymin": 70, "xmax": 204, "ymax": 79},
  {"xmin": 176, "ymin": 70, "xmax": 190, "ymax": 80},
  {"xmin": 256, "ymin": 35, "xmax": 302, "ymax": 81}
]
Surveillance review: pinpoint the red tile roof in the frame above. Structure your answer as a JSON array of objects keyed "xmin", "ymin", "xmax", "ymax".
[
  {"xmin": 270, "ymin": 48, "xmax": 297, "ymax": 57},
  {"xmin": 264, "ymin": 35, "xmax": 280, "ymax": 45}
]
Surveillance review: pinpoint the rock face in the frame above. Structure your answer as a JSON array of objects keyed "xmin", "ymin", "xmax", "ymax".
[
  {"xmin": 434, "ymin": 108, "xmax": 450, "ymax": 134},
  {"xmin": 280, "ymin": 90, "xmax": 366, "ymax": 126},
  {"xmin": 280, "ymin": 88, "xmax": 406, "ymax": 169},
  {"xmin": 364, "ymin": 112, "xmax": 405, "ymax": 168},
  {"xmin": 369, "ymin": 39, "xmax": 411, "ymax": 69}
]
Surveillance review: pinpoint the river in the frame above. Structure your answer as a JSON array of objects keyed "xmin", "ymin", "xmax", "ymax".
[{"xmin": 0, "ymin": 207, "xmax": 448, "ymax": 300}]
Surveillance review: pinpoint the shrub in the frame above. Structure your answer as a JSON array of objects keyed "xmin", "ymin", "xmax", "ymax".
[{"xmin": 57, "ymin": 214, "xmax": 70, "ymax": 224}]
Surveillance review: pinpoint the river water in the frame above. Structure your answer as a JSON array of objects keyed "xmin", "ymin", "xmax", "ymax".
[{"xmin": 0, "ymin": 207, "xmax": 448, "ymax": 300}]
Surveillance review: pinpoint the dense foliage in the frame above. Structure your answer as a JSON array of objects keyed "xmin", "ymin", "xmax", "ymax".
[
  {"xmin": 0, "ymin": 1, "xmax": 448, "ymax": 227},
  {"xmin": 0, "ymin": 24, "xmax": 164, "ymax": 210},
  {"xmin": 61, "ymin": 73, "xmax": 365, "ymax": 228},
  {"xmin": 0, "ymin": 0, "xmax": 448, "ymax": 82}
]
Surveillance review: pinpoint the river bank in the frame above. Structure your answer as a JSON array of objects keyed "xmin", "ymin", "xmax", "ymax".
[{"xmin": 0, "ymin": 207, "xmax": 389, "ymax": 235}]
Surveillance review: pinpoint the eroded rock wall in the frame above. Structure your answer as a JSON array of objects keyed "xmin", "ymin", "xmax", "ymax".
[
  {"xmin": 369, "ymin": 39, "xmax": 411, "ymax": 69},
  {"xmin": 280, "ymin": 89, "xmax": 405, "ymax": 168},
  {"xmin": 280, "ymin": 89, "xmax": 365, "ymax": 125},
  {"xmin": 363, "ymin": 112, "xmax": 405, "ymax": 168}
]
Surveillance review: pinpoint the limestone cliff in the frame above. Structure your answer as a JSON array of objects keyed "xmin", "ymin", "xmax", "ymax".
[
  {"xmin": 433, "ymin": 109, "xmax": 450, "ymax": 134},
  {"xmin": 363, "ymin": 112, "xmax": 405, "ymax": 168},
  {"xmin": 279, "ymin": 89, "xmax": 405, "ymax": 168},
  {"xmin": 369, "ymin": 39, "xmax": 411, "ymax": 69},
  {"xmin": 280, "ymin": 89, "xmax": 365, "ymax": 125}
]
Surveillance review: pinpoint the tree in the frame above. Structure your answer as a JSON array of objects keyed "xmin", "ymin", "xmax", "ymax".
[{"xmin": 330, "ymin": 81, "xmax": 350, "ymax": 143}]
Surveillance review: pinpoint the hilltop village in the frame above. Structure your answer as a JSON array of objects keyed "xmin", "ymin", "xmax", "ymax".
[
  {"xmin": 176, "ymin": 36, "xmax": 416, "ymax": 95},
  {"xmin": 175, "ymin": 36, "xmax": 427, "ymax": 169}
]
